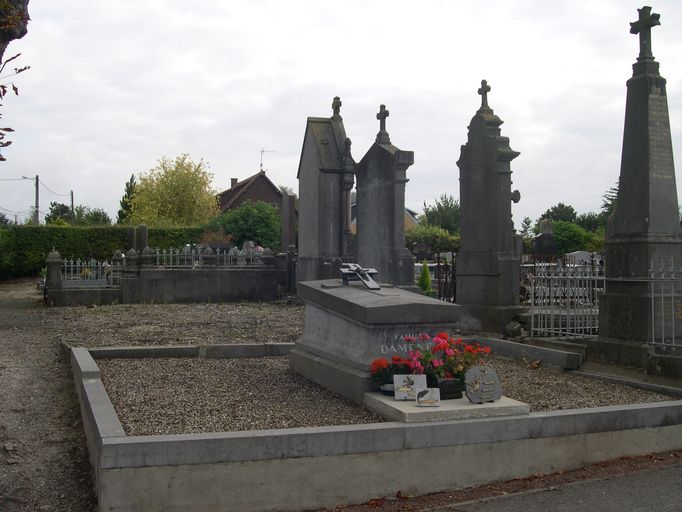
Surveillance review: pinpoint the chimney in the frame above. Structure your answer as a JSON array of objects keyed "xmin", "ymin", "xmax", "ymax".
[{"xmin": 231, "ymin": 178, "xmax": 238, "ymax": 188}]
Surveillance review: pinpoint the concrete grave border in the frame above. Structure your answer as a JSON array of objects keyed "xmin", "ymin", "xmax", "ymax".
[{"xmin": 69, "ymin": 344, "xmax": 682, "ymax": 512}]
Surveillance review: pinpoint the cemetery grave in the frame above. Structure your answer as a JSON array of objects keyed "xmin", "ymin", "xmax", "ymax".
[{"xmin": 10, "ymin": 5, "xmax": 682, "ymax": 511}]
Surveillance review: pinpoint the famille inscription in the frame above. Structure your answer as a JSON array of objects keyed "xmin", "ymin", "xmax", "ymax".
[{"xmin": 464, "ymin": 365, "xmax": 502, "ymax": 404}]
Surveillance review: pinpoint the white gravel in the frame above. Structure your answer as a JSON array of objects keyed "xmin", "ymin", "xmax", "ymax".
[{"xmin": 98, "ymin": 355, "xmax": 675, "ymax": 436}]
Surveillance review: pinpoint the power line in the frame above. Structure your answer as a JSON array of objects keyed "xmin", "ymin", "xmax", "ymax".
[
  {"xmin": 0, "ymin": 178, "xmax": 26, "ymax": 181},
  {"xmin": 38, "ymin": 178, "xmax": 70, "ymax": 197}
]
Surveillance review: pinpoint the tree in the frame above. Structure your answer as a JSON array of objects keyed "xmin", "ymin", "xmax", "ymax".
[
  {"xmin": 520, "ymin": 217, "xmax": 533, "ymax": 237},
  {"xmin": 421, "ymin": 194, "xmax": 460, "ymax": 234},
  {"xmin": 72, "ymin": 206, "xmax": 111, "ymax": 225},
  {"xmin": 576, "ymin": 212, "xmax": 602, "ymax": 232},
  {"xmin": 601, "ymin": 181, "xmax": 619, "ymax": 218},
  {"xmin": 129, "ymin": 154, "xmax": 218, "ymax": 226},
  {"xmin": 405, "ymin": 224, "xmax": 459, "ymax": 253},
  {"xmin": 45, "ymin": 202, "xmax": 72, "ymax": 224},
  {"xmin": 209, "ymin": 201, "xmax": 281, "ymax": 249},
  {"xmin": 539, "ymin": 202, "xmax": 577, "ymax": 223},
  {"xmin": 117, "ymin": 174, "xmax": 136, "ymax": 224},
  {"xmin": 553, "ymin": 220, "xmax": 592, "ymax": 254},
  {"xmin": 417, "ymin": 261, "xmax": 432, "ymax": 294},
  {"xmin": 0, "ymin": 0, "xmax": 30, "ymax": 161},
  {"xmin": 0, "ymin": 211, "xmax": 10, "ymax": 226}
]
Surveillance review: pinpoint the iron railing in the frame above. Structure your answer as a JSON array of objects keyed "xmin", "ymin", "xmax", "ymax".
[{"xmin": 530, "ymin": 260, "xmax": 605, "ymax": 338}]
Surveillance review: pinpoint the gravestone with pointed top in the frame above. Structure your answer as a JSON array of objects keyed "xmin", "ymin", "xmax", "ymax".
[
  {"xmin": 599, "ymin": 6, "xmax": 682, "ymax": 352},
  {"xmin": 455, "ymin": 80, "xmax": 522, "ymax": 331},
  {"xmin": 297, "ymin": 96, "xmax": 356, "ymax": 282},
  {"xmin": 355, "ymin": 104, "xmax": 415, "ymax": 287}
]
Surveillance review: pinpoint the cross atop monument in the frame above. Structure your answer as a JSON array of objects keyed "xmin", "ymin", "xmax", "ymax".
[
  {"xmin": 376, "ymin": 104, "xmax": 391, "ymax": 144},
  {"xmin": 478, "ymin": 79, "xmax": 491, "ymax": 111},
  {"xmin": 630, "ymin": 6, "xmax": 660, "ymax": 61},
  {"xmin": 332, "ymin": 96, "xmax": 342, "ymax": 117}
]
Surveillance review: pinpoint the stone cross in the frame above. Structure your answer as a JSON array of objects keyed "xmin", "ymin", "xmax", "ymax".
[
  {"xmin": 630, "ymin": 6, "xmax": 660, "ymax": 60},
  {"xmin": 332, "ymin": 96, "xmax": 342, "ymax": 116},
  {"xmin": 478, "ymin": 79, "xmax": 491, "ymax": 110},
  {"xmin": 375, "ymin": 104, "xmax": 391, "ymax": 144},
  {"xmin": 377, "ymin": 104, "xmax": 389, "ymax": 131}
]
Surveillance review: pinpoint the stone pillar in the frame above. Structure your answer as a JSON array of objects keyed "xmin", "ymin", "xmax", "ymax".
[
  {"xmin": 141, "ymin": 246, "xmax": 156, "ymax": 267},
  {"xmin": 455, "ymin": 80, "xmax": 522, "ymax": 332},
  {"xmin": 126, "ymin": 227, "xmax": 136, "ymax": 251},
  {"xmin": 599, "ymin": 7, "xmax": 682, "ymax": 353},
  {"xmin": 356, "ymin": 104, "xmax": 415, "ymax": 287},
  {"xmin": 280, "ymin": 193, "xmax": 297, "ymax": 254},
  {"xmin": 136, "ymin": 224, "xmax": 148, "ymax": 254},
  {"xmin": 45, "ymin": 251, "xmax": 62, "ymax": 305}
]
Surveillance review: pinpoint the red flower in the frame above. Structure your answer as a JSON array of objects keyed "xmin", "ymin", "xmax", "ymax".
[
  {"xmin": 482, "ymin": 346, "xmax": 491, "ymax": 354},
  {"xmin": 418, "ymin": 332, "xmax": 431, "ymax": 341},
  {"xmin": 370, "ymin": 358, "xmax": 389, "ymax": 374},
  {"xmin": 436, "ymin": 331, "xmax": 449, "ymax": 340}
]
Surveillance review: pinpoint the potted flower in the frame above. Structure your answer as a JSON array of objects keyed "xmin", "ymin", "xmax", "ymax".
[
  {"xmin": 407, "ymin": 332, "xmax": 491, "ymax": 399},
  {"xmin": 369, "ymin": 355, "xmax": 411, "ymax": 395}
]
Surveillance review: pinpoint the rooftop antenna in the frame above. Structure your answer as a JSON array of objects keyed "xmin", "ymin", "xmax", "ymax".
[{"xmin": 260, "ymin": 148, "xmax": 275, "ymax": 172}]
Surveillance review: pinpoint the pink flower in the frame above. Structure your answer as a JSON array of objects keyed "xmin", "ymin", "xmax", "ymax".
[
  {"xmin": 432, "ymin": 358, "xmax": 443, "ymax": 368},
  {"xmin": 418, "ymin": 332, "xmax": 431, "ymax": 341},
  {"xmin": 403, "ymin": 335, "xmax": 416, "ymax": 342},
  {"xmin": 445, "ymin": 348, "xmax": 454, "ymax": 357}
]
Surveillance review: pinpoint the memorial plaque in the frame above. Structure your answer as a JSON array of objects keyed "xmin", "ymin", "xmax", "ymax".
[
  {"xmin": 464, "ymin": 365, "xmax": 502, "ymax": 404},
  {"xmin": 393, "ymin": 374, "xmax": 427, "ymax": 401},
  {"xmin": 416, "ymin": 388, "xmax": 440, "ymax": 407}
]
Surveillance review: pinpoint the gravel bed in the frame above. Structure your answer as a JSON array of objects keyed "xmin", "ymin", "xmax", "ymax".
[
  {"xmin": 98, "ymin": 355, "xmax": 674, "ymax": 436},
  {"xmin": 487, "ymin": 357, "xmax": 673, "ymax": 410},
  {"xmin": 47, "ymin": 302, "xmax": 305, "ymax": 347},
  {"xmin": 99, "ymin": 356, "xmax": 382, "ymax": 435}
]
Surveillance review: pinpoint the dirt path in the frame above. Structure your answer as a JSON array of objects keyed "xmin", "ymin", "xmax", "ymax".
[{"xmin": 0, "ymin": 280, "xmax": 95, "ymax": 512}]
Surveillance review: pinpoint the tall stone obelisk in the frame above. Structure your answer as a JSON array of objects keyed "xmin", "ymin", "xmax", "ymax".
[
  {"xmin": 455, "ymin": 80, "xmax": 522, "ymax": 332},
  {"xmin": 599, "ymin": 6, "xmax": 682, "ymax": 349}
]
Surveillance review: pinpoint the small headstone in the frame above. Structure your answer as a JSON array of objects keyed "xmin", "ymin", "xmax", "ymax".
[
  {"xmin": 416, "ymin": 388, "xmax": 440, "ymax": 407},
  {"xmin": 393, "ymin": 374, "xmax": 427, "ymax": 401},
  {"xmin": 464, "ymin": 365, "xmax": 502, "ymax": 404}
]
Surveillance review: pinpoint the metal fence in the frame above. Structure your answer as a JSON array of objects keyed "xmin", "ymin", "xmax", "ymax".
[
  {"xmin": 648, "ymin": 261, "xmax": 682, "ymax": 347},
  {"xmin": 530, "ymin": 260, "xmax": 605, "ymax": 338},
  {"xmin": 154, "ymin": 247, "xmax": 265, "ymax": 268},
  {"xmin": 435, "ymin": 253, "xmax": 456, "ymax": 302},
  {"xmin": 61, "ymin": 258, "xmax": 123, "ymax": 288}
]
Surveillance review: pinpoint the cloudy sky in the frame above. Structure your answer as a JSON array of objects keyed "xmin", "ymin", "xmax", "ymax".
[{"xmin": 1, "ymin": 0, "xmax": 682, "ymax": 228}]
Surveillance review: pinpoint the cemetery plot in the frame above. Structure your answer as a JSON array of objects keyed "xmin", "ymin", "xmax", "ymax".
[
  {"xmin": 98, "ymin": 356, "xmax": 382, "ymax": 435},
  {"xmin": 97, "ymin": 354, "xmax": 674, "ymax": 436}
]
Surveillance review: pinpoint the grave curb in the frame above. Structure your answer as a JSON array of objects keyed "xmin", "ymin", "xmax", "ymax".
[{"xmin": 69, "ymin": 345, "xmax": 682, "ymax": 512}]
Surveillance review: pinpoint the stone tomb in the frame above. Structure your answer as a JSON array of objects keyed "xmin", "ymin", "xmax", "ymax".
[{"xmin": 289, "ymin": 279, "xmax": 462, "ymax": 404}]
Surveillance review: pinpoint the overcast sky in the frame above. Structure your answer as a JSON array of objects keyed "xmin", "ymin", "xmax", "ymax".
[{"xmin": 1, "ymin": 0, "xmax": 682, "ymax": 228}]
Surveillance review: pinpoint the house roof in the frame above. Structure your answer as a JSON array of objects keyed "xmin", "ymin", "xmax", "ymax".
[{"xmin": 217, "ymin": 170, "xmax": 282, "ymax": 210}]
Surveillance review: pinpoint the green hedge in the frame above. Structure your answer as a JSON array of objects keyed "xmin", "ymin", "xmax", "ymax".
[{"xmin": 0, "ymin": 225, "xmax": 205, "ymax": 279}]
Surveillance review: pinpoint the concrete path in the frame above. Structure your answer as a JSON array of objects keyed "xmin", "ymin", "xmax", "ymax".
[{"xmin": 447, "ymin": 464, "xmax": 682, "ymax": 511}]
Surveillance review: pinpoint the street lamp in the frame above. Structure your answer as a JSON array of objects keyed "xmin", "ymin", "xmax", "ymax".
[{"xmin": 22, "ymin": 174, "xmax": 39, "ymax": 225}]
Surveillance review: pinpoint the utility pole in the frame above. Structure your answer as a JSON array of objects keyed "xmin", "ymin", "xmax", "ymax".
[
  {"xmin": 33, "ymin": 174, "xmax": 39, "ymax": 225},
  {"xmin": 70, "ymin": 190, "xmax": 74, "ymax": 213}
]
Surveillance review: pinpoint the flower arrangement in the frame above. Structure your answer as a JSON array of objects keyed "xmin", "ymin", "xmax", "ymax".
[
  {"xmin": 406, "ymin": 332, "xmax": 491, "ymax": 380},
  {"xmin": 370, "ymin": 332, "xmax": 491, "ymax": 386}
]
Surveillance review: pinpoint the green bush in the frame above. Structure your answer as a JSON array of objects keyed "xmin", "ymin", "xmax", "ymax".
[
  {"xmin": 553, "ymin": 221, "xmax": 592, "ymax": 254},
  {"xmin": 417, "ymin": 260, "xmax": 432, "ymax": 294},
  {"xmin": 208, "ymin": 201, "xmax": 281, "ymax": 250},
  {"xmin": 0, "ymin": 225, "xmax": 205, "ymax": 279},
  {"xmin": 405, "ymin": 224, "xmax": 459, "ymax": 253}
]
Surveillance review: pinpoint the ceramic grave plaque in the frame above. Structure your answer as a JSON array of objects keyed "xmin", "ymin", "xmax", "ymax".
[
  {"xmin": 464, "ymin": 365, "xmax": 502, "ymax": 404},
  {"xmin": 393, "ymin": 374, "xmax": 427, "ymax": 401},
  {"xmin": 416, "ymin": 388, "xmax": 440, "ymax": 407}
]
